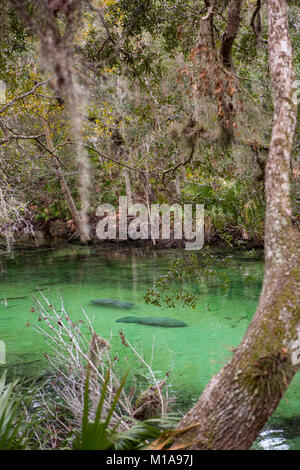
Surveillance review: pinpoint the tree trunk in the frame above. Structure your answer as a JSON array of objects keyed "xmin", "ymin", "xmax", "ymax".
[
  {"xmin": 170, "ymin": 0, "xmax": 300, "ymax": 450},
  {"xmin": 123, "ymin": 168, "xmax": 133, "ymax": 207},
  {"xmin": 220, "ymin": 0, "xmax": 243, "ymax": 68},
  {"xmin": 43, "ymin": 123, "xmax": 83, "ymax": 238}
]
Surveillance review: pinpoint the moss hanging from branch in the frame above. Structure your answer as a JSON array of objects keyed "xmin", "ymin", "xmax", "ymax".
[{"xmin": 12, "ymin": 0, "xmax": 91, "ymax": 242}]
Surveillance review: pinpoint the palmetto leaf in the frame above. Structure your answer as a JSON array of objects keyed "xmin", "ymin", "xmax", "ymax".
[
  {"xmin": 0, "ymin": 372, "xmax": 33, "ymax": 450},
  {"xmin": 72, "ymin": 366, "xmax": 128, "ymax": 450}
]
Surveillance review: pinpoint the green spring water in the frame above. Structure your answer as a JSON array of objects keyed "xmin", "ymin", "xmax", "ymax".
[{"xmin": 0, "ymin": 244, "xmax": 299, "ymax": 450}]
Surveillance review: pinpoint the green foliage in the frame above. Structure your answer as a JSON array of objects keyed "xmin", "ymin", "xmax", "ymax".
[
  {"xmin": 144, "ymin": 249, "xmax": 244, "ymax": 309},
  {"xmin": 72, "ymin": 366, "xmax": 128, "ymax": 450},
  {"xmin": 71, "ymin": 365, "xmax": 176, "ymax": 450},
  {"xmin": 114, "ymin": 415, "xmax": 179, "ymax": 450},
  {"xmin": 110, "ymin": 0, "xmax": 158, "ymax": 36},
  {"xmin": 0, "ymin": 367, "xmax": 176, "ymax": 451},
  {"xmin": 182, "ymin": 173, "xmax": 265, "ymax": 243},
  {"xmin": 0, "ymin": 2, "xmax": 28, "ymax": 75},
  {"xmin": 0, "ymin": 0, "xmax": 298, "ymax": 246},
  {"xmin": 34, "ymin": 202, "xmax": 69, "ymax": 222},
  {"xmin": 0, "ymin": 372, "xmax": 34, "ymax": 450}
]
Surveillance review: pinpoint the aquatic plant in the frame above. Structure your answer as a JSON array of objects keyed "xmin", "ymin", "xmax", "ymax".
[{"xmin": 32, "ymin": 294, "xmax": 175, "ymax": 436}]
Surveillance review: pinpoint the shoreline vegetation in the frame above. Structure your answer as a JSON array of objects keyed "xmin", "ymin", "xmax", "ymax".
[
  {"xmin": 1, "ymin": 214, "xmax": 266, "ymax": 250},
  {"xmin": 0, "ymin": 294, "xmax": 180, "ymax": 450}
]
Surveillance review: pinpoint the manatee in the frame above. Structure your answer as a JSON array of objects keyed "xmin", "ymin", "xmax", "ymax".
[
  {"xmin": 116, "ymin": 316, "xmax": 187, "ymax": 327},
  {"xmin": 90, "ymin": 299, "xmax": 135, "ymax": 309}
]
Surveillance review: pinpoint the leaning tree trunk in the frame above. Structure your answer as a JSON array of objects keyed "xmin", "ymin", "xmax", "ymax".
[
  {"xmin": 43, "ymin": 122, "xmax": 83, "ymax": 238},
  {"xmin": 171, "ymin": 0, "xmax": 300, "ymax": 450}
]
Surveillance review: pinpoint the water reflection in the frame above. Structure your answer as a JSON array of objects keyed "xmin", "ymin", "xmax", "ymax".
[{"xmin": 256, "ymin": 429, "xmax": 289, "ymax": 450}]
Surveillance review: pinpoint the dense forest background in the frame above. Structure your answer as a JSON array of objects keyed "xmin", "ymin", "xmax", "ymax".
[{"xmin": 0, "ymin": 0, "xmax": 299, "ymax": 248}]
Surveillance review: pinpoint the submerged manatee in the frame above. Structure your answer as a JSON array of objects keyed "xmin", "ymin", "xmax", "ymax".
[
  {"xmin": 116, "ymin": 316, "xmax": 187, "ymax": 327},
  {"xmin": 90, "ymin": 299, "xmax": 135, "ymax": 309}
]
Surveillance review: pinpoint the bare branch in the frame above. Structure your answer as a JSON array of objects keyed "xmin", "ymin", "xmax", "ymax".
[
  {"xmin": 0, "ymin": 133, "xmax": 45, "ymax": 145},
  {"xmin": 0, "ymin": 78, "xmax": 51, "ymax": 115},
  {"xmin": 250, "ymin": 0, "xmax": 262, "ymax": 42},
  {"xmin": 85, "ymin": 0, "xmax": 111, "ymax": 41},
  {"xmin": 202, "ymin": 0, "xmax": 216, "ymax": 21}
]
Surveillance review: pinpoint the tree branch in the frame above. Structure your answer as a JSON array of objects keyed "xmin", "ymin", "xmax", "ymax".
[
  {"xmin": 220, "ymin": 0, "xmax": 243, "ymax": 68},
  {"xmin": 0, "ymin": 79, "xmax": 51, "ymax": 115},
  {"xmin": 0, "ymin": 133, "xmax": 45, "ymax": 145}
]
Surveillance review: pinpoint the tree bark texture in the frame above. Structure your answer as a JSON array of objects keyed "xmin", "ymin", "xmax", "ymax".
[{"xmin": 170, "ymin": 0, "xmax": 300, "ymax": 450}]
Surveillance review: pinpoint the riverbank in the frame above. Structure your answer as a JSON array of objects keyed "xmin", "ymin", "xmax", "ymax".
[{"xmin": 2, "ymin": 215, "xmax": 265, "ymax": 250}]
